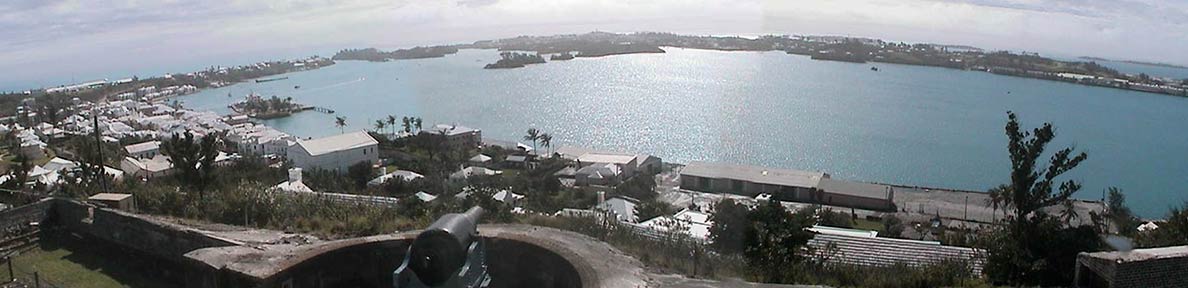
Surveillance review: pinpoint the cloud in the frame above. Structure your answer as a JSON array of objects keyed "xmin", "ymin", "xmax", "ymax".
[
  {"xmin": 761, "ymin": 0, "xmax": 1188, "ymax": 62},
  {"xmin": 1, "ymin": 0, "xmax": 1186, "ymax": 91}
]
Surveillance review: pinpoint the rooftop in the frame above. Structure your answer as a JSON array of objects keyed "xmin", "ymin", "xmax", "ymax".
[
  {"xmin": 295, "ymin": 131, "xmax": 377, "ymax": 156},
  {"xmin": 430, "ymin": 124, "xmax": 479, "ymax": 136},
  {"xmin": 124, "ymin": 140, "xmax": 160, "ymax": 154},
  {"xmin": 817, "ymin": 178, "xmax": 893, "ymax": 200},
  {"xmin": 88, "ymin": 193, "xmax": 133, "ymax": 202},
  {"xmin": 578, "ymin": 153, "xmax": 637, "ymax": 165},
  {"xmin": 681, "ymin": 161, "xmax": 827, "ymax": 189},
  {"xmin": 1083, "ymin": 245, "xmax": 1188, "ymax": 263}
]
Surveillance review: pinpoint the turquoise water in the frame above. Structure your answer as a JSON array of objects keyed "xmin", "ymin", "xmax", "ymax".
[{"xmin": 177, "ymin": 48, "xmax": 1188, "ymax": 218}]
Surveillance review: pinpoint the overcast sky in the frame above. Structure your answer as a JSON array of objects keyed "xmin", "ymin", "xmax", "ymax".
[{"xmin": 2, "ymin": 0, "xmax": 1186, "ymax": 91}]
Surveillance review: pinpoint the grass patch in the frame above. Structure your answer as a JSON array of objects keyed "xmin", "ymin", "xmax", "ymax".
[
  {"xmin": 10, "ymin": 236, "xmax": 173, "ymax": 288},
  {"xmin": 853, "ymin": 218, "xmax": 883, "ymax": 232}
]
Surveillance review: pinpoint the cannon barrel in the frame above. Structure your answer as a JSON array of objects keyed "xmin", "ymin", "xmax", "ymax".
[{"xmin": 407, "ymin": 206, "xmax": 485, "ymax": 286}]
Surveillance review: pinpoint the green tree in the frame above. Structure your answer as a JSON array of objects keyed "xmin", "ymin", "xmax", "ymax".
[
  {"xmin": 539, "ymin": 133, "xmax": 553, "ymax": 155},
  {"xmin": 346, "ymin": 161, "xmax": 374, "ymax": 190},
  {"xmin": 817, "ymin": 208, "xmax": 853, "ymax": 228},
  {"xmin": 708, "ymin": 199, "xmax": 750, "ymax": 254},
  {"xmin": 1135, "ymin": 202, "xmax": 1188, "ymax": 247},
  {"xmin": 635, "ymin": 199, "xmax": 674, "ymax": 222},
  {"xmin": 160, "ymin": 131, "xmax": 221, "ymax": 196},
  {"xmin": 744, "ymin": 200, "xmax": 816, "ymax": 283},
  {"xmin": 386, "ymin": 115, "xmax": 397, "ymax": 135},
  {"xmin": 524, "ymin": 128, "xmax": 540, "ymax": 152},
  {"xmin": 2, "ymin": 153, "xmax": 33, "ymax": 192},
  {"xmin": 373, "ymin": 120, "xmax": 386, "ymax": 134},
  {"xmin": 413, "ymin": 117, "xmax": 422, "ymax": 133},
  {"xmin": 59, "ymin": 137, "xmax": 112, "ymax": 197},
  {"xmin": 1105, "ymin": 187, "xmax": 1138, "ymax": 236},
  {"xmin": 402, "ymin": 116, "xmax": 412, "ymax": 134},
  {"xmin": 881, "ymin": 215, "xmax": 905, "ymax": 238},
  {"xmin": 334, "ymin": 116, "xmax": 347, "ymax": 134},
  {"xmin": 983, "ymin": 111, "xmax": 1100, "ymax": 286}
]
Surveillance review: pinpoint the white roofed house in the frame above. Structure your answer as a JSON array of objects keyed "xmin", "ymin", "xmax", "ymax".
[
  {"xmin": 575, "ymin": 163, "xmax": 622, "ymax": 186},
  {"xmin": 367, "ymin": 169, "xmax": 424, "ymax": 187},
  {"xmin": 424, "ymin": 124, "xmax": 482, "ymax": 148},
  {"xmin": 287, "ymin": 131, "xmax": 379, "ymax": 173},
  {"xmin": 595, "ymin": 195, "xmax": 640, "ymax": 223},
  {"xmin": 120, "ymin": 155, "xmax": 174, "ymax": 179},
  {"xmin": 556, "ymin": 146, "xmax": 663, "ymax": 182},
  {"xmin": 124, "ymin": 140, "xmax": 161, "ymax": 159},
  {"xmin": 449, "ymin": 166, "xmax": 502, "ymax": 182},
  {"xmin": 226, "ymin": 124, "xmax": 295, "ymax": 157}
]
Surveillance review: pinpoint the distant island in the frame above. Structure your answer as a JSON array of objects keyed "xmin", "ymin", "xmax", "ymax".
[
  {"xmin": 332, "ymin": 46, "xmax": 459, "ymax": 62},
  {"xmin": 1080, "ymin": 56, "xmax": 1188, "ymax": 69},
  {"xmin": 0, "ymin": 56, "xmax": 334, "ymax": 117},
  {"xmin": 484, "ymin": 52, "xmax": 546, "ymax": 69}
]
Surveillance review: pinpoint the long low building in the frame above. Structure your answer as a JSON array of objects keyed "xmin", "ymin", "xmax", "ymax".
[{"xmin": 679, "ymin": 161, "xmax": 895, "ymax": 211}]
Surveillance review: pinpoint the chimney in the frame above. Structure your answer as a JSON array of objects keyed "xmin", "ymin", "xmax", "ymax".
[
  {"xmin": 289, "ymin": 168, "xmax": 303, "ymax": 183},
  {"xmin": 597, "ymin": 191, "xmax": 606, "ymax": 205}
]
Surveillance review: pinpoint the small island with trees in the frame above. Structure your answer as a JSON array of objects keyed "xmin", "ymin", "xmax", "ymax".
[
  {"xmin": 332, "ymin": 46, "xmax": 460, "ymax": 62},
  {"xmin": 229, "ymin": 94, "xmax": 311, "ymax": 119},
  {"xmin": 484, "ymin": 52, "xmax": 546, "ymax": 69}
]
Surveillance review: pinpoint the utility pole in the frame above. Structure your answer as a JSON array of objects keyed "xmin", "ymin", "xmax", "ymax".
[
  {"xmin": 92, "ymin": 112, "xmax": 109, "ymax": 193},
  {"xmin": 964, "ymin": 195, "xmax": 968, "ymax": 221}
]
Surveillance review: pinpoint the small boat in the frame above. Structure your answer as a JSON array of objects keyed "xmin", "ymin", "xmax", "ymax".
[
  {"xmin": 294, "ymin": 85, "xmax": 300, "ymax": 89},
  {"xmin": 870, "ymin": 67, "xmax": 879, "ymax": 71}
]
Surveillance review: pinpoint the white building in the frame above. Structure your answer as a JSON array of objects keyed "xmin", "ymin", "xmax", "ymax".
[
  {"xmin": 449, "ymin": 166, "xmax": 502, "ymax": 182},
  {"xmin": 367, "ymin": 169, "xmax": 425, "ymax": 186},
  {"xmin": 636, "ymin": 209, "xmax": 713, "ymax": 240},
  {"xmin": 226, "ymin": 123, "xmax": 295, "ymax": 157},
  {"xmin": 425, "ymin": 124, "xmax": 482, "ymax": 148},
  {"xmin": 556, "ymin": 146, "xmax": 663, "ymax": 177},
  {"xmin": 120, "ymin": 155, "xmax": 173, "ymax": 179},
  {"xmin": 124, "ymin": 140, "xmax": 161, "ymax": 159},
  {"xmin": 287, "ymin": 131, "xmax": 378, "ymax": 173},
  {"xmin": 575, "ymin": 163, "xmax": 622, "ymax": 186}
]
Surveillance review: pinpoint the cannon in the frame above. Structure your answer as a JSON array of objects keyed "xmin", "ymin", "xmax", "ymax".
[{"xmin": 394, "ymin": 206, "xmax": 490, "ymax": 288}]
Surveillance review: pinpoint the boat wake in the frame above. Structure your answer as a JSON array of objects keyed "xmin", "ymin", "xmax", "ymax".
[{"xmin": 293, "ymin": 77, "xmax": 366, "ymax": 94}]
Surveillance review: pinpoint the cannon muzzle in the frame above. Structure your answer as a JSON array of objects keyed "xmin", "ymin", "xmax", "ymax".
[{"xmin": 406, "ymin": 206, "xmax": 485, "ymax": 286}]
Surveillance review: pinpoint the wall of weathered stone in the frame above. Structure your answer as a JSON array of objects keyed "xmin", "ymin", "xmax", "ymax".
[
  {"xmin": 1113, "ymin": 256, "xmax": 1188, "ymax": 288},
  {"xmin": 50, "ymin": 199, "xmax": 236, "ymax": 260},
  {"xmin": 0, "ymin": 199, "xmax": 52, "ymax": 239},
  {"xmin": 0, "ymin": 198, "xmax": 239, "ymax": 287}
]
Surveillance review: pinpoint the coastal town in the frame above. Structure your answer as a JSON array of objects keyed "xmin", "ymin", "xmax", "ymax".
[{"xmin": 0, "ymin": 32, "xmax": 1185, "ymax": 288}]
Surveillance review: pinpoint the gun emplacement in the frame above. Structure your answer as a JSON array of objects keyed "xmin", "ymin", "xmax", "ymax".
[{"xmin": 394, "ymin": 206, "xmax": 489, "ymax": 288}]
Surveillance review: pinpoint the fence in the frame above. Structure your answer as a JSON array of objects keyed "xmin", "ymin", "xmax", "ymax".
[{"xmin": 3, "ymin": 257, "xmax": 67, "ymax": 288}]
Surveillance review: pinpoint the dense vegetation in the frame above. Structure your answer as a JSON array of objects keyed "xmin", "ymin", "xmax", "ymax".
[
  {"xmin": 332, "ymin": 46, "xmax": 460, "ymax": 62},
  {"xmin": 483, "ymin": 52, "xmax": 546, "ymax": 69}
]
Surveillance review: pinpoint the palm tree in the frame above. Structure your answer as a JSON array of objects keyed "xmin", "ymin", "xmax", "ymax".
[
  {"xmin": 374, "ymin": 120, "xmax": 386, "ymax": 134},
  {"xmin": 401, "ymin": 116, "xmax": 412, "ymax": 134},
  {"xmin": 386, "ymin": 115, "xmax": 397, "ymax": 135},
  {"xmin": 335, "ymin": 116, "xmax": 347, "ymax": 134},
  {"xmin": 539, "ymin": 133, "xmax": 553, "ymax": 156},
  {"xmin": 524, "ymin": 128, "xmax": 540, "ymax": 152},
  {"xmin": 413, "ymin": 117, "xmax": 423, "ymax": 133}
]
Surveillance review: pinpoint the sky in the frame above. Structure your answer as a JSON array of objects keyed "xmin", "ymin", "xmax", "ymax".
[{"xmin": 2, "ymin": 0, "xmax": 1187, "ymax": 92}]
